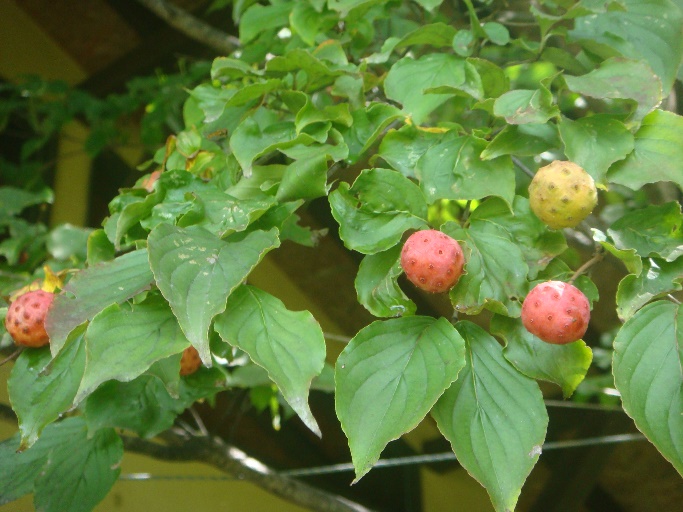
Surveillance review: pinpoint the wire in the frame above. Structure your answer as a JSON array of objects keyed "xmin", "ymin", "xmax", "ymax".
[{"xmin": 118, "ymin": 432, "xmax": 646, "ymax": 482}]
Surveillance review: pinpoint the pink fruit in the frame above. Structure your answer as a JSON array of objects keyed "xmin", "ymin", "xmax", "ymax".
[
  {"xmin": 180, "ymin": 346, "xmax": 202, "ymax": 376},
  {"xmin": 4, "ymin": 290, "xmax": 55, "ymax": 348},
  {"xmin": 400, "ymin": 229, "xmax": 465, "ymax": 293},
  {"xmin": 521, "ymin": 281, "xmax": 590, "ymax": 344}
]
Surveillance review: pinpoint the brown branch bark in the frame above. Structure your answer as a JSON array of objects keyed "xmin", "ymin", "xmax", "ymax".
[
  {"xmin": 135, "ymin": 0, "xmax": 240, "ymax": 55},
  {"xmin": 122, "ymin": 433, "xmax": 375, "ymax": 512}
]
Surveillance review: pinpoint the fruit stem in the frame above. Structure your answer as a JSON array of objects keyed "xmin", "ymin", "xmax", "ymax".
[
  {"xmin": 0, "ymin": 347, "xmax": 24, "ymax": 367},
  {"xmin": 569, "ymin": 247, "xmax": 604, "ymax": 284},
  {"xmin": 512, "ymin": 156, "xmax": 535, "ymax": 179}
]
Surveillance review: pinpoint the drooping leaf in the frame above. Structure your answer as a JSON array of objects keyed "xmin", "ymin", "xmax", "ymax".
[
  {"xmin": 491, "ymin": 314, "xmax": 593, "ymax": 398},
  {"xmin": 148, "ymin": 224, "xmax": 280, "ymax": 365},
  {"xmin": 593, "ymin": 229, "xmax": 643, "ymax": 275},
  {"xmin": 329, "ymin": 168, "xmax": 429, "ymax": 254},
  {"xmin": 481, "ymin": 123, "xmax": 560, "ymax": 160},
  {"xmin": 493, "ymin": 86, "xmax": 560, "ymax": 125},
  {"xmin": 338, "ymin": 103, "xmax": 404, "ymax": 163},
  {"xmin": 74, "ymin": 297, "xmax": 191, "ymax": 404},
  {"xmin": 8, "ymin": 327, "xmax": 86, "ymax": 450},
  {"xmin": 214, "ymin": 285, "xmax": 326, "ymax": 436},
  {"xmin": 0, "ymin": 418, "xmax": 122, "ymax": 512},
  {"xmin": 607, "ymin": 109, "xmax": 683, "ymax": 191},
  {"xmin": 616, "ymin": 257, "xmax": 683, "ymax": 320},
  {"xmin": 444, "ymin": 220, "xmax": 529, "ymax": 316},
  {"xmin": 559, "ymin": 114, "xmax": 635, "ymax": 185},
  {"xmin": 612, "ymin": 301, "xmax": 683, "ymax": 476},
  {"xmin": 85, "ymin": 374, "xmax": 187, "ymax": 438},
  {"xmin": 355, "ymin": 244, "xmax": 416, "ymax": 318},
  {"xmin": 608, "ymin": 202, "xmax": 683, "ymax": 262},
  {"xmin": 336, "ymin": 316, "xmax": 466, "ymax": 481},
  {"xmin": 432, "ymin": 321, "xmax": 548, "ymax": 512},
  {"xmin": 564, "ymin": 58, "xmax": 662, "ymax": 120},
  {"xmin": 46, "ymin": 248, "xmax": 155, "ymax": 355},
  {"xmin": 570, "ymin": 0, "xmax": 683, "ymax": 92},
  {"xmin": 276, "ymin": 153, "xmax": 330, "ymax": 202},
  {"xmin": 384, "ymin": 54, "xmax": 483, "ymax": 123},
  {"xmin": 375, "ymin": 124, "xmax": 445, "ymax": 179},
  {"xmin": 469, "ymin": 196, "xmax": 567, "ymax": 279},
  {"xmin": 416, "ymin": 131, "xmax": 515, "ymax": 207}
]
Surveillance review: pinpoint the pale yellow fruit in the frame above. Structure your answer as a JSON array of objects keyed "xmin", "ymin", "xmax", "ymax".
[{"xmin": 528, "ymin": 160, "xmax": 597, "ymax": 229}]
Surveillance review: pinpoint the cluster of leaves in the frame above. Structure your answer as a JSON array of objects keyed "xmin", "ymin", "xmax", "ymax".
[{"xmin": 2, "ymin": 1, "xmax": 683, "ymax": 511}]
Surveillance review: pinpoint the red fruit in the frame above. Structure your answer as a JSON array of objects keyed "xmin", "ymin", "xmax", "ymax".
[
  {"xmin": 521, "ymin": 281, "xmax": 590, "ymax": 344},
  {"xmin": 180, "ymin": 346, "xmax": 202, "ymax": 376},
  {"xmin": 4, "ymin": 290, "xmax": 55, "ymax": 348},
  {"xmin": 400, "ymin": 229, "xmax": 465, "ymax": 293}
]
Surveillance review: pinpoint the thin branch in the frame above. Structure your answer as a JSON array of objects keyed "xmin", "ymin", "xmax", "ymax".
[
  {"xmin": 122, "ymin": 433, "xmax": 375, "ymax": 512},
  {"xmin": 0, "ymin": 347, "xmax": 24, "ymax": 367},
  {"xmin": 569, "ymin": 247, "xmax": 605, "ymax": 284},
  {"xmin": 135, "ymin": 0, "xmax": 240, "ymax": 55},
  {"xmin": 512, "ymin": 156, "xmax": 536, "ymax": 179}
]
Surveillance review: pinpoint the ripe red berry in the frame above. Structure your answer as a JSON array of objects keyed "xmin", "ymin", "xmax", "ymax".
[
  {"xmin": 4, "ymin": 290, "xmax": 55, "ymax": 348},
  {"xmin": 400, "ymin": 229, "xmax": 465, "ymax": 293},
  {"xmin": 180, "ymin": 346, "xmax": 202, "ymax": 376},
  {"xmin": 521, "ymin": 281, "xmax": 590, "ymax": 344}
]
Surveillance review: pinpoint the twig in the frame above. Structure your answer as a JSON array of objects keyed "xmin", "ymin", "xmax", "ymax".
[
  {"xmin": 569, "ymin": 247, "xmax": 604, "ymax": 284},
  {"xmin": 668, "ymin": 294, "xmax": 682, "ymax": 305},
  {"xmin": 0, "ymin": 347, "xmax": 24, "ymax": 367},
  {"xmin": 135, "ymin": 0, "xmax": 240, "ymax": 55},
  {"xmin": 512, "ymin": 156, "xmax": 536, "ymax": 179},
  {"xmin": 188, "ymin": 406, "xmax": 210, "ymax": 437},
  {"xmin": 122, "ymin": 433, "xmax": 376, "ymax": 512}
]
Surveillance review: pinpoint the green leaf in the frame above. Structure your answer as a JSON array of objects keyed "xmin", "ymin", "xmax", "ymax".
[
  {"xmin": 570, "ymin": 0, "xmax": 683, "ymax": 92},
  {"xmin": 559, "ymin": 114, "xmax": 635, "ymax": 185},
  {"xmin": 374, "ymin": 125, "xmax": 445, "ymax": 179},
  {"xmin": 432, "ymin": 321, "xmax": 548, "ymax": 512},
  {"xmin": 493, "ymin": 86, "xmax": 560, "ymax": 125},
  {"xmin": 336, "ymin": 316, "xmax": 466, "ymax": 481},
  {"xmin": 564, "ymin": 58, "xmax": 662, "ymax": 121},
  {"xmin": 593, "ymin": 229, "xmax": 643, "ymax": 275},
  {"xmin": 482, "ymin": 22, "xmax": 510, "ymax": 45},
  {"xmin": 8, "ymin": 327, "xmax": 86, "ymax": 450},
  {"xmin": 74, "ymin": 297, "xmax": 191, "ymax": 404},
  {"xmin": 266, "ymin": 49, "xmax": 342, "ymax": 90},
  {"xmin": 148, "ymin": 224, "xmax": 280, "ymax": 366},
  {"xmin": 452, "ymin": 29, "xmax": 474, "ymax": 57},
  {"xmin": 491, "ymin": 314, "xmax": 593, "ymax": 398},
  {"xmin": 0, "ymin": 418, "xmax": 122, "ymax": 512},
  {"xmin": 338, "ymin": 103, "xmax": 403, "ymax": 163},
  {"xmin": 211, "ymin": 57, "xmax": 262, "ymax": 82},
  {"xmin": 215, "ymin": 285, "xmax": 326, "ymax": 436},
  {"xmin": 394, "ymin": 22, "xmax": 457, "ymax": 49},
  {"xmin": 329, "ymin": 168, "xmax": 428, "ymax": 254},
  {"xmin": 291, "ymin": 2, "xmax": 333, "ymax": 45},
  {"xmin": 179, "ymin": 189, "xmax": 277, "ymax": 237},
  {"xmin": 86, "ymin": 229, "xmax": 115, "ymax": 265},
  {"xmin": 608, "ymin": 202, "xmax": 683, "ymax": 262},
  {"xmin": 355, "ymin": 244, "xmax": 416, "ymax": 318},
  {"xmin": 616, "ymin": 257, "xmax": 683, "ymax": 320},
  {"xmin": 384, "ymin": 54, "xmax": 483, "ymax": 123},
  {"xmin": 46, "ymin": 224, "xmax": 91, "ymax": 262},
  {"xmin": 607, "ymin": 109, "xmax": 683, "ymax": 191},
  {"xmin": 46, "ymin": 248, "xmax": 155, "ymax": 356},
  {"xmin": 416, "ymin": 131, "xmax": 516, "ymax": 207},
  {"xmin": 469, "ymin": 57, "xmax": 509, "ymax": 98},
  {"xmin": 612, "ymin": 301, "xmax": 683, "ymax": 476},
  {"xmin": 469, "ymin": 196, "xmax": 567, "ymax": 279},
  {"xmin": 85, "ymin": 374, "xmax": 187, "ymax": 438},
  {"xmin": 481, "ymin": 123, "xmax": 560, "ymax": 160},
  {"xmin": 240, "ymin": 2, "xmax": 291, "ymax": 43},
  {"xmin": 276, "ymin": 153, "xmax": 330, "ymax": 202},
  {"xmin": 444, "ymin": 220, "xmax": 529, "ymax": 316},
  {"xmin": 0, "ymin": 186, "xmax": 53, "ymax": 220}
]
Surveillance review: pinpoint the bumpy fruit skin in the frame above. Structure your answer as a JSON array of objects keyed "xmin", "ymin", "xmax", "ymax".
[
  {"xmin": 400, "ymin": 229, "xmax": 465, "ymax": 293},
  {"xmin": 5, "ymin": 290, "xmax": 55, "ymax": 348},
  {"xmin": 180, "ymin": 346, "xmax": 202, "ymax": 376},
  {"xmin": 528, "ymin": 160, "xmax": 597, "ymax": 229},
  {"xmin": 521, "ymin": 281, "xmax": 590, "ymax": 344}
]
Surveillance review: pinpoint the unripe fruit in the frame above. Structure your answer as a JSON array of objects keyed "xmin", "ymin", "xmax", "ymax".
[
  {"xmin": 400, "ymin": 229, "xmax": 465, "ymax": 293},
  {"xmin": 521, "ymin": 281, "xmax": 590, "ymax": 344},
  {"xmin": 4, "ymin": 290, "xmax": 55, "ymax": 348},
  {"xmin": 528, "ymin": 160, "xmax": 597, "ymax": 229},
  {"xmin": 180, "ymin": 346, "xmax": 202, "ymax": 376}
]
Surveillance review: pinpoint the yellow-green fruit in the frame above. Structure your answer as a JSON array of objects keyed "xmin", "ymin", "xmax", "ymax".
[{"xmin": 528, "ymin": 160, "xmax": 597, "ymax": 229}]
